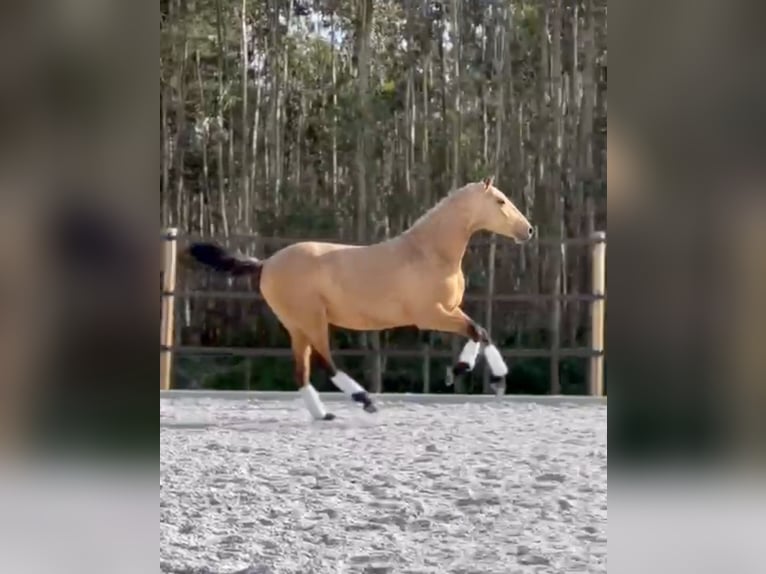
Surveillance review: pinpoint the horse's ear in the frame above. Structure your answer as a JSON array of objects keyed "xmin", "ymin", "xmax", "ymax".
[{"xmin": 483, "ymin": 176, "xmax": 494, "ymax": 190}]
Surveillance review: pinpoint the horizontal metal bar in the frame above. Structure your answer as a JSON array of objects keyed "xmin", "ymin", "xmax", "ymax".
[
  {"xmin": 161, "ymin": 232, "xmax": 605, "ymax": 248},
  {"xmin": 163, "ymin": 289, "xmax": 606, "ymax": 303},
  {"xmin": 161, "ymin": 345, "xmax": 604, "ymax": 359}
]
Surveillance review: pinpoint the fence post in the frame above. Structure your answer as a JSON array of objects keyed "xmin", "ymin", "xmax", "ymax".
[
  {"xmin": 160, "ymin": 228, "xmax": 179, "ymax": 390},
  {"xmin": 549, "ymin": 241, "xmax": 563, "ymax": 395},
  {"xmin": 483, "ymin": 235, "xmax": 497, "ymax": 393},
  {"xmin": 370, "ymin": 331, "xmax": 383, "ymax": 394},
  {"xmin": 421, "ymin": 333, "xmax": 431, "ymax": 394},
  {"xmin": 451, "ymin": 336, "xmax": 464, "ymax": 393},
  {"xmin": 589, "ymin": 231, "xmax": 606, "ymax": 396}
]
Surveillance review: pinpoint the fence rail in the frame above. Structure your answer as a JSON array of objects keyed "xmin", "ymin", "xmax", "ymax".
[
  {"xmin": 168, "ymin": 231, "xmax": 606, "ymax": 248},
  {"xmin": 160, "ymin": 229, "xmax": 607, "ymax": 395},
  {"xmin": 164, "ymin": 290, "xmax": 605, "ymax": 303},
  {"xmin": 162, "ymin": 345, "xmax": 603, "ymax": 359}
]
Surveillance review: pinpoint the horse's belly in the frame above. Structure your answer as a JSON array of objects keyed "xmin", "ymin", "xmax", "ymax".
[
  {"xmin": 325, "ymin": 296, "xmax": 407, "ymax": 331},
  {"xmin": 327, "ymin": 315, "xmax": 399, "ymax": 331}
]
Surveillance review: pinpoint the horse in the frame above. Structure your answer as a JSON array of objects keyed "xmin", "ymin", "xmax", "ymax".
[{"xmin": 186, "ymin": 177, "xmax": 533, "ymax": 420}]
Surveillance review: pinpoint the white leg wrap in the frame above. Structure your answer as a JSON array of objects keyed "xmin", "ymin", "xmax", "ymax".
[
  {"xmin": 458, "ymin": 340, "xmax": 481, "ymax": 368},
  {"xmin": 484, "ymin": 344, "xmax": 508, "ymax": 377},
  {"xmin": 300, "ymin": 384, "xmax": 327, "ymax": 420},
  {"xmin": 330, "ymin": 371, "xmax": 367, "ymax": 397}
]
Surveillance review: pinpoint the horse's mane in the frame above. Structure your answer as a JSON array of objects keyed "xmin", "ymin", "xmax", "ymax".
[{"xmin": 404, "ymin": 182, "xmax": 474, "ymax": 233}]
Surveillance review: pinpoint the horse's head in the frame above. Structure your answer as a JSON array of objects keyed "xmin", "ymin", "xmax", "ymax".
[{"xmin": 471, "ymin": 177, "xmax": 534, "ymax": 243}]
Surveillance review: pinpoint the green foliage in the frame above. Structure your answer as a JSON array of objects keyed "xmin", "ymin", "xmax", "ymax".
[
  {"xmin": 177, "ymin": 338, "xmax": 594, "ymax": 395},
  {"xmin": 248, "ymin": 358, "xmax": 294, "ymax": 391},
  {"xmin": 506, "ymin": 358, "xmax": 550, "ymax": 395},
  {"xmin": 185, "ymin": 354, "xmax": 590, "ymax": 395},
  {"xmin": 560, "ymin": 358, "xmax": 588, "ymax": 395},
  {"xmin": 257, "ymin": 193, "xmax": 341, "ymax": 238}
]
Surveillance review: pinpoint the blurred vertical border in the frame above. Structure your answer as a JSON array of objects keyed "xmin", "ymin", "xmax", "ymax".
[
  {"xmin": 610, "ymin": 0, "xmax": 766, "ymax": 571},
  {"xmin": 0, "ymin": 0, "xmax": 155, "ymax": 571}
]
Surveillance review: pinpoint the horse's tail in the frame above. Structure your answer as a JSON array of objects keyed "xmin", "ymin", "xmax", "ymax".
[{"xmin": 185, "ymin": 242, "xmax": 263, "ymax": 285}]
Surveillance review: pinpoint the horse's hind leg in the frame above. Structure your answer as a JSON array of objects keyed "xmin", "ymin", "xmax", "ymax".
[
  {"xmin": 291, "ymin": 331, "xmax": 335, "ymax": 421},
  {"xmin": 305, "ymin": 318, "xmax": 378, "ymax": 414}
]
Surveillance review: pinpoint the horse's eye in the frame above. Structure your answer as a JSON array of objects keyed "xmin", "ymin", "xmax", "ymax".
[{"xmin": 496, "ymin": 198, "xmax": 505, "ymax": 206}]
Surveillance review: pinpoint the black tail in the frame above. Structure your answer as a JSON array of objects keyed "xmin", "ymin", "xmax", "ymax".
[{"xmin": 186, "ymin": 242, "xmax": 263, "ymax": 281}]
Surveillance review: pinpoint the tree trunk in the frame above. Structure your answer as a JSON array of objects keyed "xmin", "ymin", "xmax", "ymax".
[
  {"xmin": 331, "ymin": 9, "xmax": 339, "ymax": 206},
  {"xmin": 228, "ymin": 102, "xmax": 237, "ymax": 228},
  {"xmin": 240, "ymin": 0, "xmax": 250, "ymax": 230},
  {"xmin": 173, "ymin": 22, "xmax": 189, "ymax": 232},
  {"xmin": 420, "ymin": 0, "xmax": 432, "ymax": 209},
  {"xmin": 354, "ymin": 0, "xmax": 372, "ymax": 244},
  {"xmin": 269, "ymin": 0, "xmax": 280, "ymax": 216},
  {"xmin": 450, "ymin": 0, "xmax": 462, "ymax": 192},
  {"xmin": 214, "ymin": 0, "xmax": 229, "ymax": 237},
  {"xmin": 249, "ymin": 57, "xmax": 262, "ymax": 236},
  {"xmin": 549, "ymin": 0, "xmax": 564, "ymax": 395},
  {"xmin": 195, "ymin": 48, "xmax": 211, "ymax": 236},
  {"xmin": 275, "ymin": 0, "xmax": 294, "ymax": 215},
  {"xmin": 160, "ymin": 82, "xmax": 169, "ymax": 227}
]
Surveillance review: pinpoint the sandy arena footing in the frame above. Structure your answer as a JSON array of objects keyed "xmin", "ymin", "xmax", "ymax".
[{"xmin": 161, "ymin": 394, "xmax": 607, "ymax": 574}]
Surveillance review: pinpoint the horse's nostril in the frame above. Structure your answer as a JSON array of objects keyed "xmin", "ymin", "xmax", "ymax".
[{"xmin": 528, "ymin": 227, "xmax": 534, "ymax": 237}]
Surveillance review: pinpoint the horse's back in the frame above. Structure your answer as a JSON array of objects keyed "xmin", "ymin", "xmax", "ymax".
[
  {"xmin": 261, "ymin": 240, "xmax": 398, "ymax": 323},
  {"xmin": 260, "ymin": 241, "xmax": 353, "ymax": 303},
  {"xmin": 277, "ymin": 240, "xmax": 354, "ymax": 257}
]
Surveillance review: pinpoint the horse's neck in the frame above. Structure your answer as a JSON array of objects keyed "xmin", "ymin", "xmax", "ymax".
[{"xmin": 405, "ymin": 201, "xmax": 474, "ymax": 267}]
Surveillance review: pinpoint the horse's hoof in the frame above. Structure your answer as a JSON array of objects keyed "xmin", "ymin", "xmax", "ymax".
[
  {"xmin": 351, "ymin": 391, "xmax": 377, "ymax": 414},
  {"xmin": 322, "ymin": 413, "xmax": 337, "ymax": 421},
  {"xmin": 489, "ymin": 376, "xmax": 506, "ymax": 396},
  {"xmin": 452, "ymin": 361, "xmax": 472, "ymax": 376},
  {"xmin": 363, "ymin": 403, "xmax": 378, "ymax": 414}
]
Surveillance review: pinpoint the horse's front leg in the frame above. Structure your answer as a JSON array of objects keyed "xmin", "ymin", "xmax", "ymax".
[{"xmin": 417, "ymin": 305, "xmax": 509, "ymax": 385}]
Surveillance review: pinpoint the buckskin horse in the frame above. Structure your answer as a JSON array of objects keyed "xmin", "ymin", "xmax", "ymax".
[{"xmin": 187, "ymin": 177, "xmax": 533, "ymax": 420}]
